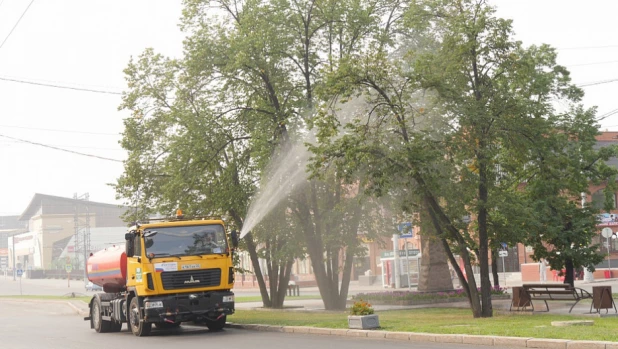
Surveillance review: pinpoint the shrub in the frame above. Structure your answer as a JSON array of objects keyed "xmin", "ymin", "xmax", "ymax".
[{"xmin": 350, "ymin": 299, "xmax": 375, "ymax": 315}]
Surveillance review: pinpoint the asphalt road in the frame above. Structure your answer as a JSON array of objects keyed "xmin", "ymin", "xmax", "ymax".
[{"xmin": 0, "ymin": 298, "xmax": 495, "ymax": 349}]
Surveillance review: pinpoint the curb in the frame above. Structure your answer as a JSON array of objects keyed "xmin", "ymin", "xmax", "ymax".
[
  {"xmin": 66, "ymin": 300, "xmax": 89, "ymax": 316},
  {"xmin": 225, "ymin": 323, "xmax": 618, "ymax": 349}
]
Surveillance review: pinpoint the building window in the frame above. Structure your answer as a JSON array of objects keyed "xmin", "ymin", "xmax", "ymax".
[{"xmin": 592, "ymin": 189, "xmax": 617, "ymax": 210}]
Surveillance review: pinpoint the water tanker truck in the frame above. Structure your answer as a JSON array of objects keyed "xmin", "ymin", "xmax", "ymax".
[{"xmin": 83, "ymin": 210, "xmax": 239, "ymax": 336}]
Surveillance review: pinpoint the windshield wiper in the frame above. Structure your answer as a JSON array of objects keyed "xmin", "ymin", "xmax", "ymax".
[{"xmin": 148, "ymin": 253, "xmax": 182, "ymax": 260}]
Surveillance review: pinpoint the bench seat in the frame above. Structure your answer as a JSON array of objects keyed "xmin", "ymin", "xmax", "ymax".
[{"xmin": 512, "ymin": 284, "xmax": 592, "ymax": 313}]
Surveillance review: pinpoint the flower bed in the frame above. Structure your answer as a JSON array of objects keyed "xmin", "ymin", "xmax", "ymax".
[{"xmin": 350, "ymin": 287, "xmax": 509, "ymax": 306}]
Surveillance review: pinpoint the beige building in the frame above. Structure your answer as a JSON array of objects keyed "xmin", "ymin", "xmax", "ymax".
[{"xmin": 7, "ymin": 193, "xmax": 128, "ymax": 274}]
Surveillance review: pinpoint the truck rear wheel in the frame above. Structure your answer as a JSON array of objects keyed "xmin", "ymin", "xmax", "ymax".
[
  {"xmin": 92, "ymin": 295, "xmax": 112, "ymax": 333},
  {"xmin": 129, "ymin": 297, "xmax": 151, "ymax": 337},
  {"xmin": 205, "ymin": 315, "xmax": 226, "ymax": 331}
]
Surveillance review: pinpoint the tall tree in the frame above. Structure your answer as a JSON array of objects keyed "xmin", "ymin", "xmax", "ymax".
[
  {"xmin": 116, "ymin": 0, "xmax": 405, "ymax": 310},
  {"xmin": 521, "ymin": 107, "xmax": 618, "ymax": 287},
  {"xmin": 310, "ymin": 0, "xmax": 608, "ymax": 317}
]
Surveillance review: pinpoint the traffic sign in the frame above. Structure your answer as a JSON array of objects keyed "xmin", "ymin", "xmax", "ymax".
[
  {"xmin": 398, "ymin": 222, "xmax": 413, "ymax": 238},
  {"xmin": 601, "ymin": 227, "xmax": 613, "ymax": 238},
  {"xmin": 498, "ymin": 250, "xmax": 508, "ymax": 258},
  {"xmin": 65, "ymin": 264, "xmax": 73, "ymax": 273},
  {"xmin": 16, "ymin": 269, "xmax": 23, "ymax": 277}
]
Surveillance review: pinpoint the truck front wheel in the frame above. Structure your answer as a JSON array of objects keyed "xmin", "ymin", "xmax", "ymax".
[
  {"xmin": 129, "ymin": 297, "xmax": 151, "ymax": 337},
  {"xmin": 205, "ymin": 315, "xmax": 226, "ymax": 331}
]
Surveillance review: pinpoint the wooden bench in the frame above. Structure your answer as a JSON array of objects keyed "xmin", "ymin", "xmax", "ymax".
[{"xmin": 512, "ymin": 283, "xmax": 592, "ymax": 313}]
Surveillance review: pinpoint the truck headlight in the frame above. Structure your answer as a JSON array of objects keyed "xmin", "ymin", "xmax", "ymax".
[
  {"xmin": 222, "ymin": 295, "xmax": 234, "ymax": 303},
  {"xmin": 144, "ymin": 301, "xmax": 163, "ymax": 309}
]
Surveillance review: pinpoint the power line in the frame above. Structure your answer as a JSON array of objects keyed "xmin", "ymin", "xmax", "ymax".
[
  {"xmin": 0, "ymin": 133, "xmax": 123, "ymax": 162},
  {"xmin": 0, "ymin": 76, "xmax": 122, "ymax": 95},
  {"xmin": 576, "ymin": 78, "xmax": 618, "ymax": 88},
  {"xmin": 566, "ymin": 60, "xmax": 618, "ymax": 67},
  {"xmin": 0, "ymin": 124, "xmax": 119, "ymax": 136},
  {"xmin": 597, "ymin": 108, "xmax": 618, "ymax": 121},
  {"xmin": 0, "ymin": 0, "xmax": 35, "ymax": 51},
  {"xmin": 558, "ymin": 44, "xmax": 618, "ymax": 51}
]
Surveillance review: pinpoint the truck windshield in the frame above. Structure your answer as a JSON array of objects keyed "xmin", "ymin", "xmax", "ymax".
[{"xmin": 143, "ymin": 224, "xmax": 228, "ymax": 257}]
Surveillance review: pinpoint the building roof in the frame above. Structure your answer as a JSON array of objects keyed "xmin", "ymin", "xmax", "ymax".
[
  {"xmin": 19, "ymin": 193, "xmax": 127, "ymax": 222},
  {"xmin": 0, "ymin": 216, "xmax": 28, "ymax": 230}
]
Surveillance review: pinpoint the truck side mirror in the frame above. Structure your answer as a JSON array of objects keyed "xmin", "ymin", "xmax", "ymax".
[
  {"xmin": 231, "ymin": 230, "xmax": 239, "ymax": 249},
  {"xmin": 125, "ymin": 232, "xmax": 135, "ymax": 257}
]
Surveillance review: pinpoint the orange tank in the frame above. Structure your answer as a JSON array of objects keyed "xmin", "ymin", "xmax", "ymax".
[{"xmin": 87, "ymin": 245, "xmax": 127, "ymax": 293}]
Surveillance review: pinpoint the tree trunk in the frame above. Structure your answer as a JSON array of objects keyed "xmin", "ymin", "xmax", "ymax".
[
  {"xmin": 564, "ymin": 258, "xmax": 575, "ymax": 288},
  {"xmin": 423, "ymin": 196, "xmax": 483, "ymax": 317},
  {"xmin": 243, "ymin": 232, "xmax": 272, "ymax": 307},
  {"xmin": 477, "ymin": 151, "xmax": 493, "ymax": 318}
]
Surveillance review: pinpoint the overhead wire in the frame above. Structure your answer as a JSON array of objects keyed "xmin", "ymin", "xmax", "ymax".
[
  {"xmin": 596, "ymin": 108, "xmax": 618, "ymax": 121},
  {"xmin": 558, "ymin": 44, "xmax": 618, "ymax": 50},
  {"xmin": 577, "ymin": 78, "xmax": 618, "ymax": 88},
  {"xmin": 566, "ymin": 60, "xmax": 618, "ymax": 67},
  {"xmin": 0, "ymin": 76, "xmax": 123, "ymax": 95},
  {"xmin": 0, "ymin": 124, "xmax": 120, "ymax": 136},
  {"xmin": 0, "ymin": 0, "xmax": 35, "ymax": 50},
  {"xmin": 0, "ymin": 133, "xmax": 123, "ymax": 162}
]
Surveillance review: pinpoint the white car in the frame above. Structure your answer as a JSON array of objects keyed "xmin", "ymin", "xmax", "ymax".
[{"xmin": 85, "ymin": 281, "xmax": 103, "ymax": 292}]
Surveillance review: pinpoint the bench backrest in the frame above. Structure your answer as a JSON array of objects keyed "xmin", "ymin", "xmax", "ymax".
[{"xmin": 523, "ymin": 284, "xmax": 572, "ymax": 290}]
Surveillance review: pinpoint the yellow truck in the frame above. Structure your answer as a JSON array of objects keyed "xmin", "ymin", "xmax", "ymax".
[{"xmin": 84, "ymin": 211, "xmax": 238, "ymax": 336}]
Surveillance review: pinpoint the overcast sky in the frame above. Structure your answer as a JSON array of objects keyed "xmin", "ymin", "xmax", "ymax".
[{"xmin": 0, "ymin": 1, "xmax": 617, "ymax": 216}]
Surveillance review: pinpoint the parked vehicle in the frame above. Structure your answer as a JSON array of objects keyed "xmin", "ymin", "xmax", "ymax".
[
  {"xmin": 85, "ymin": 281, "xmax": 103, "ymax": 291},
  {"xmin": 83, "ymin": 210, "xmax": 239, "ymax": 336}
]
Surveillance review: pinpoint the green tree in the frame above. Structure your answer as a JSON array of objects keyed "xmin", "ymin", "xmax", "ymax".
[
  {"xmin": 521, "ymin": 107, "xmax": 618, "ymax": 287},
  {"xmin": 116, "ymin": 0, "xmax": 404, "ymax": 310},
  {"xmin": 310, "ymin": 0, "xmax": 612, "ymax": 317}
]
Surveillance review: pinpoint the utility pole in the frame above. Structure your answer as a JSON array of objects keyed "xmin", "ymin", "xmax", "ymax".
[
  {"xmin": 73, "ymin": 193, "xmax": 90, "ymax": 285},
  {"xmin": 11, "ymin": 233, "xmax": 16, "ymax": 281}
]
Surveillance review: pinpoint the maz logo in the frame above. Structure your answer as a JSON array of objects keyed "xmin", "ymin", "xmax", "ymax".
[{"xmin": 184, "ymin": 276, "xmax": 200, "ymax": 284}]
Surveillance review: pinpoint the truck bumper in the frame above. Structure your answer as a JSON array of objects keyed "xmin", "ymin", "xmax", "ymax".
[{"xmin": 142, "ymin": 291, "xmax": 235, "ymax": 323}]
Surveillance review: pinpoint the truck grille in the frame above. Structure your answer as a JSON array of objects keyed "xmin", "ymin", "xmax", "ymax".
[{"xmin": 160, "ymin": 269, "xmax": 221, "ymax": 290}]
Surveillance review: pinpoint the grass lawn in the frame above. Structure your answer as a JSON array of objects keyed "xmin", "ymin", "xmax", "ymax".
[{"xmin": 230, "ymin": 307, "xmax": 618, "ymax": 342}]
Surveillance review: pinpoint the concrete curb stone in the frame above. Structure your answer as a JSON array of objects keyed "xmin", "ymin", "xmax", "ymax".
[
  {"xmin": 526, "ymin": 338, "xmax": 570, "ymax": 349},
  {"xmin": 384, "ymin": 331, "xmax": 410, "ymax": 340},
  {"xmin": 567, "ymin": 341, "xmax": 614, "ymax": 349},
  {"xmin": 493, "ymin": 336, "xmax": 532, "ymax": 347},
  {"xmin": 462, "ymin": 334, "xmax": 494, "ymax": 346},
  {"xmin": 435, "ymin": 334, "xmax": 464, "ymax": 343}
]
